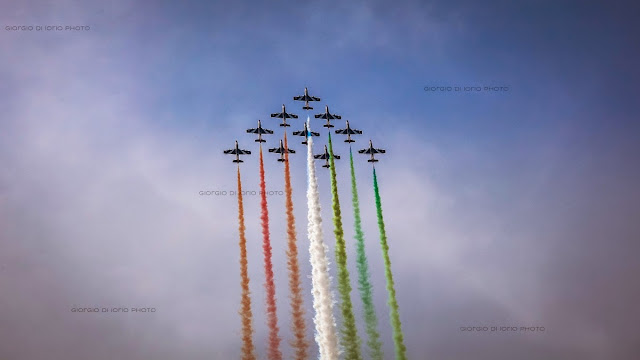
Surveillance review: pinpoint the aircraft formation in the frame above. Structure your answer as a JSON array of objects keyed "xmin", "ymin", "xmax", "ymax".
[
  {"xmin": 223, "ymin": 87, "xmax": 386, "ymax": 165},
  {"xmin": 221, "ymin": 87, "xmax": 406, "ymax": 360}
]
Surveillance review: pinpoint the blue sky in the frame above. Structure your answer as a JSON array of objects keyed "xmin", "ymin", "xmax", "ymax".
[{"xmin": 1, "ymin": 0, "xmax": 639, "ymax": 359}]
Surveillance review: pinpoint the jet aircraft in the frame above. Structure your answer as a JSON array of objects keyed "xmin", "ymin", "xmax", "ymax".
[
  {"xmin": 334, "ymin": 120, "xmax": 362, "ymax": 143},
  {"xmin": 292, "ymin": 122, "xmax": 320, "ymax": 145},
  {"xmin": 270, "ymin": 104, "xmax": 298, "ymax": 127},
  {"xmin": 314, "ymin": 144, "xmax": 340, "ymax": 168},
  {"xmin": 293, "ymin": 87, "xmax": 321, "ymax": 110},
  {"xmin": 268, "ymin": 139, "xmax": 295, "ymax": 162},
  {"xmin": 314, "ymin": 105, "xmax": 341, "ymax": 128},
  {"xmin": 246, "ymin": 120, "xmax": 273, "ymax": 142},
  {"xmin": 358, "ymin": 140, "xmax": 386, "ymax": 162},
  {"xmin": 223, "ymin": 140, "xmax": 252, "ymax": 163}
]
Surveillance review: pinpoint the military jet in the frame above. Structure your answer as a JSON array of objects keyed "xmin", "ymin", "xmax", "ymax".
[
  {"xmin": 270, "ymin": 104, "xmax": 298, "ymax": 127},
  {"xmin": 314, "ymin": 144, "xmax": 340, "ymax": 168},
  {"xmin": 358, "ymin": 140, "xmax": 386, "ymax": 162},
  {"xmin": 223, "ymin": 140, "xmax": 251, "ymax": 163},
  {"xmin": 268, "ymin": 139, "xmax": 295, "ymax": 162},
  {"xmin": 293, "ymin": 87, "xmax": 321, "ymax": 110},
  {"xmin": 335, "ymin": 120, "xmax": 362, "ymax": 143},
  {"xmin": 314, "ymin": 105, "xmax": 341, "ymax": 128},
  {"xmin": 292, "ymin": 122, "xmax": 320, "ymax": 145},
  {"xmin": 246, "ymin": 120, "xmax": 273, "ymax": 142}
]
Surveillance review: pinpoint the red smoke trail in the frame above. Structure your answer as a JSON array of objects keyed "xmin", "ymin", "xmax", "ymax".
[
  {"xmin": 259, "ymin": 146, "xmax": 283, "ymax": 360},
  {"xmin": 283, "ymin": 133, "xmax": 310, "ymax": 359},
  {"xmin": 237, "ymin": 166, "xmax": 257, "ymax": 360}
]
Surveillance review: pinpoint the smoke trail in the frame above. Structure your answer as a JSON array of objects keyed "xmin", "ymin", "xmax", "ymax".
[
  {"xmin": 283, "ymin": 133, "xmax": 310, "ymax": 359},
  {"xmin": 373, "ymin": 167, "xmax": 408, "ymax": 360},
  {"xmin": 259, "ymin": 146, "xmax": 283, "ymax": 360},
  {"xmin": 327, "ymin": 133, "xmax": 362, "ymax": 359},
  {"xmin": 236, "ymin": 166, "xmax": 257, "ymax": 360},
  {"xmin": 306, "ymin": 118, "xmax": 340, "ymax": 360},
  {"xmin": 349, "ymin": 149, "xmax": 384, "ymax": 360}
]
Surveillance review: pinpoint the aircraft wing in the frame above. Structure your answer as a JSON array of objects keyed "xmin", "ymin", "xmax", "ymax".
[
  {"xmin": 314, "ymin": 154, "xmax": 327, "ymax": 159},
  {"xmin": 332, "ymin": 154, "xmax": 340, "ymax": 159},
  {"xmin": 335, "ymin": 129, "xmax": 347, "ymax": 134},
  {"xmin": 311, "ymin": 131, "xmax": 320, "ymax": 136},
  {"xmin": 360, "ymin": 147, "xmax": 385, "ymax": 154},
  {"xmin": 288, "ymin": 149, "xmax": 295, "ymax": 153},
  {"xmin": 292, "ymin": 130, "xmax": 304, "ymax": 136},
  {"xmin": 224, "ymin": 148, "xmax": 250, "ymax": 155},
  {"xmin": 246, "ymin": 128, "xmax": 258, "ymax": 133},
  {"xmin": 314, "ymin": 113, "xmax": 325, "ymax": 119},
  {"xmin": 353, "ymin": 129, "xmax": 363, "ymax": 134},
  {"xmin": 263, "ymin": 129, "xmax": 274, "ymax": 134},
  {"xmin": 311, "ymin": 96, "xmax": 321, "ymax": 101},
  {"xmin": 293, "ymin": 95, "xmax": 304, "ymax": 101},
  {"xmin": 270, "ymin": 112, "xmax": 283, "ymax": 118},
  {"xmin": 289, "ymin": 113, "xmax": 299, "ymax": 119},
  {"xmin": 269, "ymin": 148, "xmax": 282, "ymax": 153}
]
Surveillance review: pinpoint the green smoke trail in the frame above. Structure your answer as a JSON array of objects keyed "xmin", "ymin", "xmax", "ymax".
[
  {"xmin": 349, "ymin": 148, "xmax": 384, "ymax": 360},
  {"xmin": 327, "ymin": 133, "xmax": 362, "ymax": 360},
  {"xmin": 373, "ymin": 167, "xmax": 408, "ymax": 360}
]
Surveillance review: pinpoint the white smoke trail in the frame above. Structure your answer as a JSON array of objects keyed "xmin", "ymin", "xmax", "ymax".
[{"xmin": 306, "ymin": 117, "xmax": 340, "ymax": 360}]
